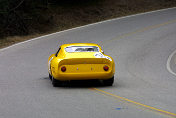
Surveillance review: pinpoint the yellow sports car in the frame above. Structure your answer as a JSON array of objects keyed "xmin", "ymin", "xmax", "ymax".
[{"xmin": 48, "ymin": 43, "xmax": 115, "ymax": 87}]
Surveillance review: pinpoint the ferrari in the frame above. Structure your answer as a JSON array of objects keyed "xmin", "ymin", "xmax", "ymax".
[{"xmin": 48, "ymin": 43, "xmax": 115, "ymax": 87}]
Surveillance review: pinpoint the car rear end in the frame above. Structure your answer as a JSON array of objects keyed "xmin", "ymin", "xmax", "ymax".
[{"xmin": 54, "ymin": 56, "xmax": 115, "ymax": 81}]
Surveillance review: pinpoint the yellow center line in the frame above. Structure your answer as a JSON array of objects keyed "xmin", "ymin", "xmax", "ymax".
[
  {"xmin": 100, "ymin": 19, "xmax": 176, "ymax": 45},
  {"xmin": 91, "ymin": 88, "xmax": 176, "ymax": 117},
  {"xmin": 93, "ymin": 19, "xmax": 176, "ymax": 117}
]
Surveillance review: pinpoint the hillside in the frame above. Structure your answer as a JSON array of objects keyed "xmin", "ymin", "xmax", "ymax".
[{"xmin": 0, "ymin": 0, "xmax": 176, "ymax": 48}]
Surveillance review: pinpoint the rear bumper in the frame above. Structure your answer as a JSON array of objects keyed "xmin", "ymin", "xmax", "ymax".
[{"xmin": 53, "ymin": 71, "xmax": 114, "ymax": 81}]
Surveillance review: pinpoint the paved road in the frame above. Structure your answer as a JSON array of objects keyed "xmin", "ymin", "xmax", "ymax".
[{"xmin": 0, "ymin": 8, "xmax": 176, "ymax": 118}]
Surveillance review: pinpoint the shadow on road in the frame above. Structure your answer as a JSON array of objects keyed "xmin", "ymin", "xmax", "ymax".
[
  {"xmin": 42, "ymin": 77, "xmax": 110, "ymax": 88},
  {"xmin": 65, "ymin": 80, "xmax": 104, "ymax": 88}
]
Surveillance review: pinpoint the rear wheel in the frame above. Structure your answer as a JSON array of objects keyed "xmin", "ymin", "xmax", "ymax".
[
  {"xmin": 103, "ymin": 76, "xmax": 114, "ymax": 86},
  {"xmin": 52, "ymin": 77, "xmax": 62, "ymax": 87}
]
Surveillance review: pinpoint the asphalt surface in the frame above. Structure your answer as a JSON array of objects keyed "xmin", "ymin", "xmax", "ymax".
[
  {"xmin": 170, "ymin": 52, "xmax": 176, "ymax": 75},
  {"xmin": 0, "ymin": 8, "xmax": 176, "ymax": 118}
]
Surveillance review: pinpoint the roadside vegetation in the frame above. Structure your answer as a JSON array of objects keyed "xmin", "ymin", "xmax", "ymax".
[{"xmin": 0, "ymin": 0, "xmax": 176, "ymax": 48}]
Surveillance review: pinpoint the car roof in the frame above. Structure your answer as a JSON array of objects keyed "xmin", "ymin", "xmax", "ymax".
[{"xmin": 60, "ymin": 43, "xmax": 100, "ymax": 49}]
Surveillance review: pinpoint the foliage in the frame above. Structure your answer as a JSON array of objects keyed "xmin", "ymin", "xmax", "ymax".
[
  {"xmin": 0, "ymin": 0, "xmax": 48, "ymax": 37},
  {"xmin": 0, "ymin": 0, "xmax": 176, "ymax": 38}
]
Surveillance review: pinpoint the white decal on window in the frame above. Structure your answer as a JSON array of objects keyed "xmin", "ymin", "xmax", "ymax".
[{"xmin": 94, "ymin": 52, "xmax": 112, "ymax": 61}]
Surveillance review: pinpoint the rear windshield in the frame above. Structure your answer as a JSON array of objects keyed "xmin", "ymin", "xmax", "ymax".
[{"xmin": 65, "ymin": 46, "xmax": 99, "ymax": 52}]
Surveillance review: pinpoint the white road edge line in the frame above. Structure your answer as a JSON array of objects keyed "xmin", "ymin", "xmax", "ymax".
[
  {"xmin": 166, "ymin": 49, "xmax": 176, "ymax": 76},
  {"xmin": 0, "ymin": 7, "xmax": 176, "ymax": 52}
]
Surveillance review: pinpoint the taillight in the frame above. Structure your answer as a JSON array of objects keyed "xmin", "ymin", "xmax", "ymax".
[
  {"xmin": 103, "ymin": 65, "xmax": 109, "ymax": 71},
  {"xmin": 61, "ymin": 66, "xmax": 66, "ymax": 72}
]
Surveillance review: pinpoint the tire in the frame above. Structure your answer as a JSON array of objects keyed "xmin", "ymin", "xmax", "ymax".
[
  {"xmin": 52, "ymin": 77, "xmax": 62, "ymax": 87},
  {"xmin": 49, "ymin": 73, "xmax": 52, "ymax": 80},
  {"xmin": 103, "ymin": 76, "xmax": 114, "ymax": 86}
]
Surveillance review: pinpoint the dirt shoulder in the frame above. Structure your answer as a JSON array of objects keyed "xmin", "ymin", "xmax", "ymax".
[{"xmin": 0, "ymin": 0, "xmax": 176, "ymax": 49}]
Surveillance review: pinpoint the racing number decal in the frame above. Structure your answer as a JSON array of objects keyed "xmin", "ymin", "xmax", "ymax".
[{"xmin": 94, "ymin": 52, "xmax": 112, "ymax": 61}]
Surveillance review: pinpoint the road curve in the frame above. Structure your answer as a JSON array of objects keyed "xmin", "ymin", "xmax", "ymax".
[{"xmin": 0, "ymin": 8, "xmax": 176, "ymax": 118}]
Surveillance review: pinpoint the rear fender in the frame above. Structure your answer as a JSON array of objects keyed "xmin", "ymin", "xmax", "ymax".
[{"xmin": 48, "ymin": 54, "xmax": 55, "ymax": 75}]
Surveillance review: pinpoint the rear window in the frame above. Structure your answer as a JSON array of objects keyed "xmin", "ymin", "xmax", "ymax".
[{"xmin": 65, "ymin": 46, "xmax": 99, "ymax": 52}]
